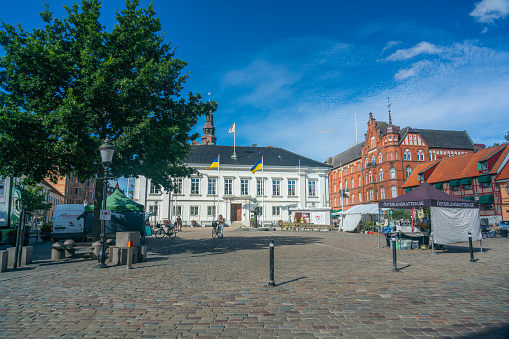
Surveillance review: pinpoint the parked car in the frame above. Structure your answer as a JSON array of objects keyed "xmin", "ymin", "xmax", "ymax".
[{"xmin": 498, "ymin": 221, "xmax": 509, "ymax": 237}]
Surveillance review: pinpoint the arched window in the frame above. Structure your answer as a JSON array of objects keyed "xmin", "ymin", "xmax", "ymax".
[
  {"xmin": 345, "ymin": 180, "xmax": 348, "ymax": 189},
  {"xmin": 379, "ymin": 168, "xmax": 384, "ymax": 181},
  {"xmin": 369, "ymin": 171, "xmax": 373, "ymax": 183},
  {"xmin": 380, "ymin": 187, "xmax": 385, "ymax": 199},
  {"xmin": 365, "ymin": 158, "xmax": 369, "ymax": 168},
  {"xmin": 352, "ymin": 193, "xmax": 355, "ymax": 204},
  {"xmin": 371, "ymin": 155, "xmax": 376, "ymax": 165},
  {"xmin": 351, "ymin": 178, "xmax": 354, "ymax": 188},
  {"xmin": 359, "ymin": 192, "xmax": 362, "ymax": 203},
  {"xmin": 406, "ymin": 166, "xmax": 412, "ymax": 178},
  {"xmin": 371, "ymin": 136, "xmax": 376, "ymax": 148},
  {"xmin": 369, "ymin": 189, "xmax": 374, "ymax": 201},
  {"xmin": 404, "ymin": 149, "xmax": 411, "ymax": 160},
  {"xmin": 390, "ymin": 167, "xmax": 396, "ymax": 179},
  {"xmin": 391, "ymin": 186, "xmax": 397, "ymax": 198},
  {"xmin": 378, "ymin": 153, "xmax": 383, "ymax": 164},
  {"xmin": 358, "ymin": 175, "xmax": 362, "ymax": 186}
]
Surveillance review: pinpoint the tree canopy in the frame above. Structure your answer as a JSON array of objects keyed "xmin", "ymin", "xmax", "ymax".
[{"xmin": 0, "ymin": 0, "xmax": 215, "ymax": 189}]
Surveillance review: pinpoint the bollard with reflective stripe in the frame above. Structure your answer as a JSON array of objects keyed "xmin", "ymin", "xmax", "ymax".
[
  {"xmin": 268, "ymin": 239, "xmax": 275, "ymax": 287},
  {"xmin": 127, "ymin": 233, "xmax": 133, "ymax": 269},
  {"xmin": 391, "ymin": 236, "xmax": 399, "ymax": 272},
  {"xmin": 468, "ymin": 232, "xmax": 475, "ymax": 262}
]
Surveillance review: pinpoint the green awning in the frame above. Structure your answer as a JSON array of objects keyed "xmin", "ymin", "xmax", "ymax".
[
  {"xmin": 479, "ymin": 194, "xmax": 494, "ymax": 204},
  {"xmin": 434, "ymin": 183, "xmax": 443, "ymax": 189},
  {"xmin": 461, "ymin": 196, "xmax": 475, "ymax": 201},
  {"xmin": 405, "ymin": 187, "xmax": 413, "ymax": 193},
  {"xmin": 449, "ymin": 179, "xmax": 460, "ymax": 187},
  {"xmin": 478, "ymin": 175, "xmax": 491, "ymax": 183},
  {"xmin": 333, "ymin": 209, "xmax": 342, "ymax": 213},
  {"xmin": 459, "ymin": 178, "xmax": 472, "ymax": 185}
]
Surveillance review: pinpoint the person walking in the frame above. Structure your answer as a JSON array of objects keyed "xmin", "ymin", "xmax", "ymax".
[
  {"xmin": 176, "ymin": 215, "xmax": 182, "ymax": 232},
  {"xmin": 218, "ymin": 214, "xmax": 224, "ymax": 238}
]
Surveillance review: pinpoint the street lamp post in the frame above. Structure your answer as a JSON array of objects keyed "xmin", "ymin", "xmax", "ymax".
[
  {"xmin": 97, "ymin": 139, "xmax": 115, "ymax": 268},
  {"xmin": 154, "ymin": 200, "xmax": 158, "ymax": 226}
]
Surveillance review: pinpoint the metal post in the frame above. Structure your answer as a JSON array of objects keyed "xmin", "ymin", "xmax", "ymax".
[
  {"xmin": 468, "ymin": 232, "xmax": 475, "ymax": 262},
  {"xmin": 391, "ymin": 235, "xmax": 399, "ymax": 272},
  {"xmin": 431, "ymin": 232, "xmax": 435, "ymax": 255},
  {"xmin": 13, "ymin": 201, "xmax": 26, "ymax": 269},
  {"xmin": 268, "ymin": 239, "xmax": 275, "ymax": 287},
  {"xmin": 17, "ymin": 203, "xmax": 27, "ymax": 267},
  {"xmin": 97, "ymin": 172, "xmax": 108, "ymax": 268},
  {"xmin": 377, "ymin": 224, "xmax": 381, "ymax": 248},
  {"xmin": 127, "ymin": 232, "xmax": 133, "ymax": 269}
]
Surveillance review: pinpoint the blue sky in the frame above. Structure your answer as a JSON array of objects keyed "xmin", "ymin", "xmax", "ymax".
[{"xmin": 2, "ymin": 0, "xmax": 509, "ymax": 193}]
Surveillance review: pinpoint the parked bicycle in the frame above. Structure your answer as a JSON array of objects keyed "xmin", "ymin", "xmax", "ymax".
[{"xmin": 154, "ymin": 223, "xmax": 177, "ymax": 239}]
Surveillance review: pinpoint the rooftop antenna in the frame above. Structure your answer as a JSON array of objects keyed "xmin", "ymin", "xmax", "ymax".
[{"xmin": 387, "ymin": 96, "xmax": 392, "ymax": 125}]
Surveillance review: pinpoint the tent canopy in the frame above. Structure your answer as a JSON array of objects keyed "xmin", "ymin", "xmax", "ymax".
[
  {"xmin": 342, "ymin": 204, "xmax": 388, "ymax": 215},
  {"xmin": 378, "ymin": 182, "xmax": 479, "ymax": 209},
  {"xmin": 85, "ymin": 189, "xmax": 144, "ymax": 212}
]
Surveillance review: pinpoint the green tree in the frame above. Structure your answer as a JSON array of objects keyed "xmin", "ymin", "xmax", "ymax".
[
  {"xmin": 0, "ymin": 0, "xmax": 215, "ymax": 240},
  {"xmin": 17, "ymin": 181, "xmax": 52, "ymax": 214},
  {"xmin": 505, "ymin": 131, "xmax": 509, "ymax": 143}
]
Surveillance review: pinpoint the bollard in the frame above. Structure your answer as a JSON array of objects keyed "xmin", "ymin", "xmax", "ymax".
[
  {"xmin": 468, "ymin": 232, "xmax": 475, "ymax": 262},
  {"xmin": 268, "ymin": 239, "xmax": 275, "ymax": 287},
  {"xmin": 127, "ymin": 233, "xmax": 134, "ymax": 269},
  {"xmin": 391, "ymin": 236, "xmax": 399, "ymax": 272}
]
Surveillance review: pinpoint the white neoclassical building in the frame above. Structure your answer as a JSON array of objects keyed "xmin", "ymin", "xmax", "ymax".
[{"xmin": 133, "ymin": 145, "xmax": 331, "ymax": 227}]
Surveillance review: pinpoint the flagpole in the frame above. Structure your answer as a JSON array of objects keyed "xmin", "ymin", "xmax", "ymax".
[
  {"xmin": 233, "ymin": 122, "xmax": 237, "ymax": 159},
  {"xmin": 217, "ymin": 154, "xmax": 220, "ymax": 220},
  {"xmin": 261, "ymin": 156, "xmax": 264, "ymax": 226}
]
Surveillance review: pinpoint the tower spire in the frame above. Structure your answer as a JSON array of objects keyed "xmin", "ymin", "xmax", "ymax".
[
  {"xmin": 201, "ymin": 92, "xmax": 217, "ymax": 145},
  {"xmin": 387, "ymin": 96, "xmax": 392, "ymax": 125}
]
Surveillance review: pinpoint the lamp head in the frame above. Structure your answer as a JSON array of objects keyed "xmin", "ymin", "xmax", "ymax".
[{"xmin": 99, "ymin": 139, "xmax": 115, "ymax": 164}]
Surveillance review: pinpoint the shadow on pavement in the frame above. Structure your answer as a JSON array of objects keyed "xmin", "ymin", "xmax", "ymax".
[{"xmin": 145, "ymin": 235, "xmax": 324, "ymax": 257}]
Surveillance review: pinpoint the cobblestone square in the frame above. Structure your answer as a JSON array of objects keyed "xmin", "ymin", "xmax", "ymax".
[{"xmin": 1, "ymin": 228, "xmax": 508, "ymax": 338}]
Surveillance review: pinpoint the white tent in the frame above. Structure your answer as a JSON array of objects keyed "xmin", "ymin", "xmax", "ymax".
[{"xmin": 340, "ymin": 204, "xmax": 388, "ymax": 232}]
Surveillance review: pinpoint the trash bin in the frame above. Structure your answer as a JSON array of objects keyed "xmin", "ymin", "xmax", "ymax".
[{"xmin": 500, "ymin": 229, "xmax": 508, "ymax": 238}]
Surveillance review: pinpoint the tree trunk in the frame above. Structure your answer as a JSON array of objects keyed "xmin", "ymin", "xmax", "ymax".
[{"xmin": 92, "ymin": 165, "xmax": 105, "ymax": 242}]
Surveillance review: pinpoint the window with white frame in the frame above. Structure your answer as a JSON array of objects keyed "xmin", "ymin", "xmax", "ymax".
[
  {"xmin": 272, "ymin": 206, "xmax": 280, "ymax": 216},
  {"xmin": 224, "ymin": 178, "xmax": 233, "ymax": 195},
  {"xmin": 379, "ymin": 168, "xmax": 384, "ymax": 181},
  {"xmin": 390, "ymin": 152, "xmax": 393, "ymax": 160},
  {"xmin": 404, "ymin": 149, "xmax": 411, "ymax": 160},
  {"xmin": 406, "ymin": 166, "xmax": 412, "ymax": 178},
  {"xmin": 351, "ymin": 178, "xmax": 354, "ymax": 188},
  {"xmin": 172, "ymin": 205, "xmax": 182, "ymax": 217},
  {"xmin": 191, "ymin": 178, "xmax": 200, "ymax": 194},
  {"xmin": 207, "ymin": 205, "xmax": 216, "ymax": 217},
  {"xmin": 369, "ymin": 171, "xmax": 373, "ymax": 183},
  {"xmin": 378, "ymin": 153, "xmax": 383, "ymax": 163},
  {"xmin": 417, "ymin": 150, "xmax": 424, "ymax": 161},
  {"xmin": 370, "ymin": 136, "xmax": 376, "ymax": 148},
  {"xmin": 241, "ymin": 179, "xmax": 249, "ymax": 196},
  {"xmin": 429, "ymin": 151, "xmax": 432, "ymax": 161},
  {"xmin": 369, "ymin": 189, "xmax": 374, "ymax": 201},
  {"xmin": 149, "ymin": 204, "xmax": 158, "ymax": 217},
  {"xmin": 352, "ymin": 193, "xmax": 355, "ymax": 204},
  {"xmin": 208, "ymin": 178, "xmax": 216, "ymax": 195},
  {"xmin": 190, "ymin": 206, "xmax": 199, "ymax": 216},
  {"xmin": 150, "ymin": 183, "xmax": 160, "ymax": 194},
  {"xmin": 272, "ymin": 179, "xmax": 281, "ymax": 196},
  {"xmin": 390, "ymin": 167, "xmax": 396, "ymax": 179},
  {"xmin": 308, "ymin": 180, "xmax": 317, "ymax": 197},
  {"xmin": 391, "ymin": 186, "xmax": 397, "ymax": 198},
  {"xmin": 288, "ymin": 180, "xmax": 296, "ymax": 196},
  {"xmin": 174, "ymin": 178, "xmax": 183, "ymax": 194},
  {"xmin": 358, "ymin": 175, "xmax": 362, "ymax": 186},
  {"xmin": 359, "ymin": 192, "xmax": 362, "ymax": 203},
  {"xmin": 380, "ymin": 187, "xmax": 385, "ymax": 199},
  {"xmin": 257, "ymin": 178, "xmax": 264, "ymax": 196}
]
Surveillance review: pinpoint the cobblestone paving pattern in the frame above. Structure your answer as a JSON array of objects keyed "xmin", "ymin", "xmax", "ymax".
[{"xmin": 1, "ymin": 228, "xmax": 508, "ymax": 338}]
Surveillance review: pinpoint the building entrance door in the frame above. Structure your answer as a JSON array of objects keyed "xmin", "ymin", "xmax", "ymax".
[{"xmin": 231, "ymin": 203, "xmax": 242, "ymax": 222}]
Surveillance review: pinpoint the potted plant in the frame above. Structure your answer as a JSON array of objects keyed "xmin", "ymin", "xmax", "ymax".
[
  {"xmin": 191, "ymin": 220, "xmax": 197, "ymax": 227},
  {"xmin": 40, "ymin": 223, "xmax": 52, "ymax": 242}
]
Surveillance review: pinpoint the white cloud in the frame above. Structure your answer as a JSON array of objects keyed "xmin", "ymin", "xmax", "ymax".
[
  {"xmin": 316, "ymin": 127, "xmax": 335, "ymax": 135},
  {"xmin": 394, "ymin": 60, "xmax": 432, "ymax": 80},
  {"xmin": 470, "ymin": 0, "xmax": 509, "ymax": 24},
  {"xmin": 381, "ymin": 40, "xmax": 401, "ymax": 54},
  {"xmin": 385, "ymin": 42, "xmax": 442, "ymax": 61}
]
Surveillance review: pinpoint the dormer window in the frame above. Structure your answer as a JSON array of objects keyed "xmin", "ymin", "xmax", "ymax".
[{"xmin": 478, "ymin": 162, "xmax": 488, "ymax": 172}]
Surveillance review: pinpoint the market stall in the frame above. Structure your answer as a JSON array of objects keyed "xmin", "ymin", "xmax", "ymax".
[{"xmin": 379, "ymin": 182, "xmax": 481, "ymax": 244}]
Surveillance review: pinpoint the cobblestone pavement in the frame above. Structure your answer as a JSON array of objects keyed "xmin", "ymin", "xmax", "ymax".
[{"xmin": 1, "ymin": 228, "xmax": 508, "ymax": 338}]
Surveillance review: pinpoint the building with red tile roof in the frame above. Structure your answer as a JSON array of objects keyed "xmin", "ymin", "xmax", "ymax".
[{"xmin": 402, "ymin": 144, "xmax": 509, "ymax": 224}]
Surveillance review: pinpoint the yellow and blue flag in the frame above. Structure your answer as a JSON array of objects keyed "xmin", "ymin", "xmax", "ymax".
[
  {"xmin": 208, "ymin": 156, "xmax": 219, "ymax": 170},
  {"xmin": 251, "ymin": 157, "xmax": 263, "ymax": 174}
]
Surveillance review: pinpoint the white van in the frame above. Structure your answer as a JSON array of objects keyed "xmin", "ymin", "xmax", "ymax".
[{"xmin": 52, "ymin": 204, "xmax": 85, "ymax": 241}]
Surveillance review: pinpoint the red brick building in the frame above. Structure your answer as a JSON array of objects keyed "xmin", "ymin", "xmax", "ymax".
[
  {"xmin": 403, "ymin": 144, "xmax": 509, "ymax": 225},
  {"xmin": 327, "ymin": 113, "xmax": 475, "ymax": 212},
  {"xmin": 49, "ymin": 175, "xmax": 96, "ymax": 205}
]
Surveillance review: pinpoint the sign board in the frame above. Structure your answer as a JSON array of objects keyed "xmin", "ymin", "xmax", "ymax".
[{"xmin": 100, "ymin": 209, "xmax": 112, "ymax": 221}]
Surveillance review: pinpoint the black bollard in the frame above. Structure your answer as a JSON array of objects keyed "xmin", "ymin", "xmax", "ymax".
[
  {"xmin": 391, "ymin": 236, "xmax": 399, "ymax": 272},
  {"xmin": 468, "ymin": 232, "xmax": 475, "ymax": 262},
  {"xmin": 268, "ymin": 239, "xmax": 276, "ymax": 287}
]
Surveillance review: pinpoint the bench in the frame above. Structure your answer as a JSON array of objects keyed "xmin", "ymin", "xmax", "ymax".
[{"xmin": 280, "ymin": 223, "xmax": 334, "ymax": 232}]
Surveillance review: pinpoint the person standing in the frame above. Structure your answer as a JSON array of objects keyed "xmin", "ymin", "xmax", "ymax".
[
  {"xmin": 176, "ymin": 215, "xmax": 182, "ymax": 232},
  {"xmin": 218, "ymin": 214, "xmax": 224, "ymax": 238}
]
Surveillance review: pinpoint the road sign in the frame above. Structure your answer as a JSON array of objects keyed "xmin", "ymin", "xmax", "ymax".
[{"xmin": 100, "ymin": 209, "xmax": 112, "ymax": 221}]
